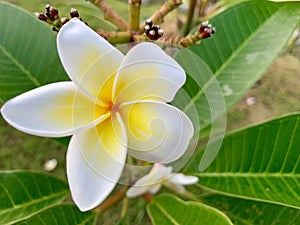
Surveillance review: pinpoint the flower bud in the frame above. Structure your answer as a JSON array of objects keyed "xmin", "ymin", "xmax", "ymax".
[
  {"xmin": 144, "ymin": 19, "xmax": 164, "ymax": 40},
  {"xmin": 70, "ymin": 8, "xmax": 80, "ymax": 18},
  {"xmin": 198, "ymin": 21, "xmax": 216, "ymax": 39},
  {"xmin": 36, "ymin": 13, "xmax": 48, "ymax": 22},
  {"xmin": 145, "ymin": 18, "xmax": 153, "ymax": 27},
  {"xmin": 49, "ymin": 7, "xmax": 59, "ymax": 20}
]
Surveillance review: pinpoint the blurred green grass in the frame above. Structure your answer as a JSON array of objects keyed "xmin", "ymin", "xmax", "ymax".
[
  {"xmin": 226, "ymin": 54, "xmax": 300, "ymax": 131},
  {"xmin": 0, "ymin": 115, "xmax": 67, "ymax": 177}
]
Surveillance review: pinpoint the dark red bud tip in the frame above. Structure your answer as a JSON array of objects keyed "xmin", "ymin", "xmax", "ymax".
[
  {"xmin": 146, "ymin": 25, "xmax": 164, "ymax": 40},
  {"xmin": 199, "ymin": 21, "xmax": 209, "ymax": 33},
  {"xmin": 50, "ymin": 7, "xmax": 59, "ymax": 20},
  {"xmin": 145, "ymin": 18, "xmax": 153, "ymax": 27},
  {"xmin": 37, "ymin": 13, "xmax": 48, "ymax": 22},
  {"xmin": 70, "ymin": 8, "xmax": 80, "ymax": 18},
  {"xmin": 199, "ymin": 21, "xmax": 216, "ymax": 39},
  {"xmin": 45, "ymin": 4, "xmax": 51, "ymax": 13}
]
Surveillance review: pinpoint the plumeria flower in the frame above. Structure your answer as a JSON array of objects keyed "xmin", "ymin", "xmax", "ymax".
[
  {"xmin": 126, "ymin": 163, "xmax": 198, "ymax": 197},
  {"xmin": 0, "ymin": 18, "xmax": 194, "ymax": 211}
]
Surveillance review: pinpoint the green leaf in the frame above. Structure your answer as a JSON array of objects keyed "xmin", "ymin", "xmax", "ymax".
[
  {"xmin": 188, "ymin": 0, "xmax": 300, "ymax": 126},
  {"xmin": 147, "ymin": 194, "xmax": 233, "ymax": 225},
  {"xmin": 0, "ymin": 171, "xmax": 69, "ymax": 224},
  {"xmin": 174, "ymin": 49, "xmax": 226, "ymax": 171},
  {"xmin": 0, "ymin": 2, "xmax": 68, "ymax": 103},
  {"xmin": 15, "ymin": 204, "xmax": 96, "ymax": 225},
  {"xmin": 186, "ymin": 113, "xmax": 300, "ymax": 209},
  {"xmin": 202, "ymin": 194, "xmax": 300, "ymax": 225}
]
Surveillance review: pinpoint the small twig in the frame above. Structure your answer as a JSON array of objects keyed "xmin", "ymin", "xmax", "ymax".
[
  {"xmin": 142, "ymin": 193, "xmax": 153, "ymax": 203},
  {"xmin": 96, "ymin": 29, "xmax": 132, "ymax": 44},
  {"xmin": 121, "ymin": 197, "xmax": 129, "ymax": 219},
  {"xmin": 159, "ymin": 20, "xmax": 216, "ymax": 47},
  {"xmin": 129, "ymin": 0, "xmax": 142, "ymax": 32},
  {"xmin": 90, "ymin": 0, "xmax": 129, "ymax": 31},
  {"xmin": 140, "ymin": 0, "xmax": 183, "ymax": 31},
  {"xmin": 183, "ymin": 0, "xmax": 197, "ymax": 35},
  {"xmin": 94, "ymin": 186, "xmax": 128, "ymax": 213}
]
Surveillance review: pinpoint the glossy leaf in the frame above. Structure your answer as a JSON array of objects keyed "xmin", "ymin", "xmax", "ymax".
[
  {"xmin": 0, "ymin": 2, "xmax": 68, "ymax": 103},
  {"xmin": 203, "ymin": 194, "xmax": 300, "ymax": 225},
  {"xmin": 186, "ymin": 0, "xmax": 300, "ymax": 128},
  {"xmin": 0, "ymin": 171, "xmax": 69, "ymax": 224},
  {"xmin": 174, "ymin": 49, "xmax": 226, "ymax": 171},
  {"xmin": 147, "ymin": 194, "xmax": 233, "ymax": 225},
  {"xmin": 186, "ymin": 114, "xmax": 300, "ymax": 209},
  {"xmin": 15, "ymin": 204, "xmax": 96, "ymax": 225}
]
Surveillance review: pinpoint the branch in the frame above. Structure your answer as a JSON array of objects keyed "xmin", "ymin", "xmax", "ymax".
[
  {"xmin": 90, "ymin": 0, "xmax": 129, "ymax": 31},
  {"xmin": 198, "ymin": 0, "xmax": 210, "ymax": 17},
  {"xmin": 94, "ymin": 186, "xmax": 128, "ymax": 213},
  {"xmin": 96, "ymin": 29, "xmax": 132, "ymax": 44},
  {"xmin": 159, "ymin": 21, "xmax": 216, "ymax": 47},
  {"xmin": 183, "ymin": 0, "xmax": 197, "ymax": 35},
  {"xmin": 140, "ymin": 0, "xmax": 183, "ymax": 31},
  {"xmin": 129, "ymin": 0, "xmax": 142, "ymax": 32},
  {"xmin": 142, "ymin": 193, "xmax": 153, "ymax": 203}
]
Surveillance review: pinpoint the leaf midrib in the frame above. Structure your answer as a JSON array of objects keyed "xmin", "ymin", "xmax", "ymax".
[
  {"xmin": 196, "ymin": 172, "xmax": 300, "ymax": 178},
  {"xmin": 153, "ymin": 203, "xmax": 180, "ymax": 225},
  {"xmin": 183, "ymin": 3, "xmax": 286, "ymax": 113},
  {"xmin": 0, "ymin": 44, "xmax": 41, "ymax": 87},
  {"xmin": 0, "ymin": 190, "xmax": 69, "ymax": 224}
]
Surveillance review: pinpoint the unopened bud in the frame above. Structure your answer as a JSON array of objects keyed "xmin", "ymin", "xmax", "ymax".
[
  {"xmin": 45, "ymin": 4, "xmax": 51, "ymax": 18},
  {"xmin": 158, "ymin": 29, "xmax": 164, "ymax": 36},
  {"xmin": 145, "ymin": 18, "xmax": 153, "ymax": 27},
  {"xmin": 144, "ymin": 25, "xmax": 151, "ymax": 32},
  {"xmin": 49, "ymin": 7, "xmax": 59, "ymax": 20},
  {"xmin": 198, "ymin": 21, "xmax": 216, "ymax": 39},
  {"xmin": 143, "ymin": 19, "xmax": 164, "ymax": 40},
  {"xmin": 70, "ymin": 8, "xmax": 79, "ymax": 18},
  {"xmin": 36, "ymin": 13, "xmax": 48, "ymax": 22}
]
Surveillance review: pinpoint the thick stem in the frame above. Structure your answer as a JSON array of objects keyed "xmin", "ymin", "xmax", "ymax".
[
  {"xmin": 94, "ymin": 186, "xmax": 128, "ymax": 213},
  {"xmin": 90, "ymin": 0, "xmax": 128, "ymax": 31},
  {"xmin": 129, "ymin": 0, "xmax": 142, "ymax": 32},
  {"xmin": 183, "ymin": 0, "xmax": 197, "ymax": 35},
  {"xmin": 140, "ymin": 0, "xmax": 182, "ymax": 31}
]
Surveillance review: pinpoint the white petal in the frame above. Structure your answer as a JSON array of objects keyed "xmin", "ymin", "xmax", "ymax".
[
  {"xmin": 0, "ymin": 82, "xmax": 105, "ymax": 137},
  {"xmin": 57, "ymin": 18, "xmax": 124, "ymax": 100},
  {"xmin": 113, "ymin": 42, "xmax": 185, "ymax": 103},
  {"xmin": 150, "ymin": 164, "xmax": 173, "ymax": 182},
  {"xmin": 126, "ymin": 174, "xmax": 152, "ymax": 198},
  {"xmin": 67, "ymin": 113, "xmax": 127, "ymax": 211},
  {"xmin": 164, "ymin": 181, "xmax": 186, "ymax": 193},
  {"xmin": 169, "ymin": 173, "xmax": 199, "ymax": 185},
  {"xmin": 120, "ymin": 101, "xmax": 194, "ymax": 163},
  {"xmin": 148, "ymin": 183, "xmax": 162, "ymax": 195}
]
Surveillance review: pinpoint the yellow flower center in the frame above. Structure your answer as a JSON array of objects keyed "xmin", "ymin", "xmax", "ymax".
[{"xmin": 97, "ymin": 74, "xmax": 119, "ymax": 116}]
